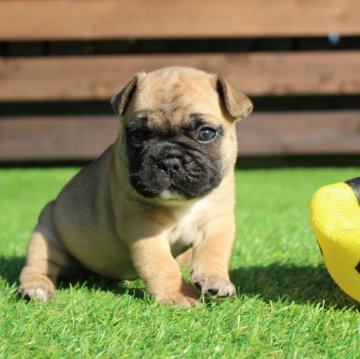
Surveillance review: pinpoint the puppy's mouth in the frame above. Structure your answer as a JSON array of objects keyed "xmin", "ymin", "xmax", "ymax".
[
  {"xmin": 129, "ymin": 155, "xmax": 221, "ymax": 200},
  {"xmin": 158, "ymin": 187, "xmax": 189, "ymax": 201}
]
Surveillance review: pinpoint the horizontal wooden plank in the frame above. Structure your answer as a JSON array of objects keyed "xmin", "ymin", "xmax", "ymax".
[
  {"xmin": 0, "ymin": 0, "xmax": 360, "ymax": 40},
  {"xmin": 0, "ymin": 116, "xmax": 117, "ymax": 161},
  {"xmin": 237, "ymin": 111, "xmax": 360, "ymax": 155},
  {"xmin": 1, "ymin": 52, "xmax": 360, "ymax": 101},
  {"xmin": 1, "ymin": 111, "xmax": 360, "ymax": 161}
]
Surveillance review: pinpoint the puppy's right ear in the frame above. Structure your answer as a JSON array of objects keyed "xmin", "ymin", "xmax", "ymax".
[{"xmin": 111, "ymin": 75, "xmax": 139, "ymax": 116}]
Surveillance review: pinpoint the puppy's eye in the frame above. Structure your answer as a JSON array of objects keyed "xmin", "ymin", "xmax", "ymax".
[
  {"xmin": 129, "ymin": 131, "xmax": 148, "ymax": 144},
  {"xmin": 198, "ymin": 127, "xmax": 217, "ymax": 142}
]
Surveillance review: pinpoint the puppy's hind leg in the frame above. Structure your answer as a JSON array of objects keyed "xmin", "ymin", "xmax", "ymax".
[{"xmin": 19, "ymin": 203, "xmax": 76, "ymax": 302}]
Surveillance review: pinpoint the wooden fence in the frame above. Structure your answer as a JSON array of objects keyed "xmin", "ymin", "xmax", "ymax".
[{"xmin": 1, "ymin": 0, "xmax": 360, "ymax": 162}]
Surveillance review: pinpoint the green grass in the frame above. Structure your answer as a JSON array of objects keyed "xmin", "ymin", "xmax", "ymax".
[{"xmin": 0, "ymin": 167, "xmax": 359, "ymax": 358}]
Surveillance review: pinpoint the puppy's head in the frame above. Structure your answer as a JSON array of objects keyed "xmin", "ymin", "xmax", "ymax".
[{"xmin": 111, "ymin": 67, "xmax": 252, "ymax": 201}]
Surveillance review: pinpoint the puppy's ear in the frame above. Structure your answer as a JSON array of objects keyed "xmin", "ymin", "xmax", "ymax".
[
  {"xmin": 111, "ymin": 75, "xmax": 139, "ymax": 116},
  {"xmin": 216, "ymin": 76, "xmax": 253, "ymax": 120}
]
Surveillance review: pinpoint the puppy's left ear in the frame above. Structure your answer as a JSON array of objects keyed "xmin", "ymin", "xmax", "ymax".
[
  {"xmin": 111, "ymin": 74, "xmax": 139, "ymax": 116},
  {"xmin": 216, "ymin": 76, "xmax": 253, "ymax": 120}
]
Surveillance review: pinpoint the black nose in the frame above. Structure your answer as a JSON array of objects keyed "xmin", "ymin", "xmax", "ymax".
[{"xmin": 159, "ymin": 158, "xmax": 181, "ymax": 172}]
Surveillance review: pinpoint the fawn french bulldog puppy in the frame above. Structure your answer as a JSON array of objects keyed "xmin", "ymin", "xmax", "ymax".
[{"xmin": 19, "ymin": 67, "xmax": 253, "ymax": 306}]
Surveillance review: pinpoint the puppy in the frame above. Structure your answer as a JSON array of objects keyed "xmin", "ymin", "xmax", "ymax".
[{"xmin": 19, "ymin": 67, "xmax": 253, "ymax": 306}]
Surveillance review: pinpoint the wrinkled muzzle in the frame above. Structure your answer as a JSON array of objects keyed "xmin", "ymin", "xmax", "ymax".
[{"xmin": 129, "ymin": 143, "xmax": 221, "ymax": 199}]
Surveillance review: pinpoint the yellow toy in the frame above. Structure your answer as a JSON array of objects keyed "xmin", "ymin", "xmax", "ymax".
[{"xmin": 310, "ymin": 177, "xmax": 360, "ymax": 303}]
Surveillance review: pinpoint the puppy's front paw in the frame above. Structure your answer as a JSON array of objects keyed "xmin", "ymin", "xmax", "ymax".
[
  {"xmin": 156, "ymin": 281, "xmax": 200, "ymax": 307},
  {"xmin": 19, "ymin": 285, "xmax": 55, "ymax": 302},
  {"xmin": 192, "ymin": 273, "xmax": 235, "ymax": 297},
  {"xmin": 19, "ymin": 276, "xmax": 56, "ymax": 302}
]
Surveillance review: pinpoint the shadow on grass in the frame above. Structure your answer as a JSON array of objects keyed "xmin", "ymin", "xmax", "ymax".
[
  {"xmin": 1, "ymin": 256, "xmax": 357, "ymax": 310},
  {"xmin": 231, "ymin": 263, "xmax": 359, "ymax": 310},
  {"xmin": 0, "ymin": 255, "xmax": 145, "ymax": 301},
  {"xmin": 0, "ymin": 256, "xmax": 25, "ymax": 284},
  {"xmin": 58, "ymin": 272, "xmax": 146, "ymax": 301}
]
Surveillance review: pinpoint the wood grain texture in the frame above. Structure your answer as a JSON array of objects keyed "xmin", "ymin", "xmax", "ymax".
[
  {"xmin": 237, "ymin": 111, "xmax": 360, "ymax": 155},
  {"xmin": 0, "ymin": 116, "xmax": 118, "ymax": 160},
  {"xmin": 1, "ymin": 111, "xmax": 360, "ymax": 161},
  {"xmin": 1, "ymin": 52, "xmax": 360, "ymax": 101},
  {"xmin": 0, "ymin": 0, "xmax": 360, "ymax": 40}
]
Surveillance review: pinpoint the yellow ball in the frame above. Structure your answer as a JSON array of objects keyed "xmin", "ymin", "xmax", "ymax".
[{"xmin": 310, "ymin": 178, "xmax": 360, "ymax": 303}]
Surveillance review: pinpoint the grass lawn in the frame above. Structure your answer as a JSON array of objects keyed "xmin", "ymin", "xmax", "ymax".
[{"xmin": 0, "ymin": 167, "xmax": 359, "ymax": 358}]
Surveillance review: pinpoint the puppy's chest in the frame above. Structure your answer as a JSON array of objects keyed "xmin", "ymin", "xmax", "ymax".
[{"xmin": 168, "ymin": 211, "xmax": 204, "ymax": 257}]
